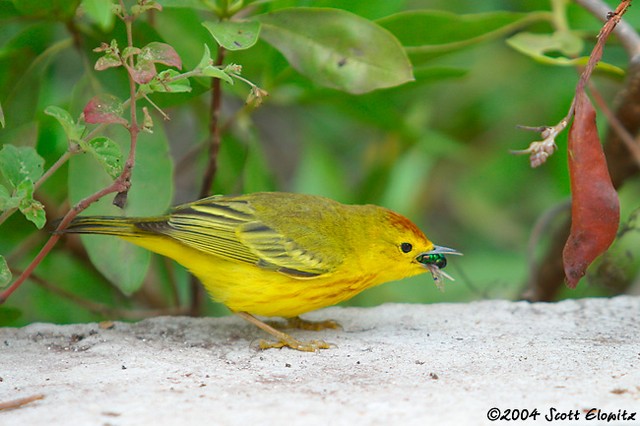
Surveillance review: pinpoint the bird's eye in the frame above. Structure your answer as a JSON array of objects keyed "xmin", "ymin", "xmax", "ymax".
[{"xmin": 400, "ymin": 242, "xmax": 413, "ymax": 253}]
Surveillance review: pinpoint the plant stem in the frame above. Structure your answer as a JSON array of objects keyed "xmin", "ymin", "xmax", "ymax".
[
  {"xmin": 199, "ymin": 46, "xmax": 226, "ymax": 197},
  {"xmin": 188, "ymin": 46, "xmax": 227, "ymax": 316}
]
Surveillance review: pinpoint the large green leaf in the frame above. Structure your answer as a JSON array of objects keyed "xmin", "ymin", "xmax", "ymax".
[
  {"xmin": 377, "ymin": 10, "xmax": 550, "ymax": 63},
  {"xmin": 256, "ymin": 8, "xmax": 414, "ymax": 94},
  {"xmin": 0, "ymin": 144, "xmax": 44, "ymax": 188},
  {"xmin": 202, "ymin": 20, "xmax": 261, "ymax": 51},
  {"xmin": 68, "ymin": 127, "xmax": 174, "ymax": 295}
]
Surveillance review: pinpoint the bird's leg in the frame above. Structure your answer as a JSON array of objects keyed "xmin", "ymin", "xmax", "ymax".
[
  {"xmin": 285, "ymin": 316, "xmax": 342, "ymax": 331},
  {"xmin": 235, "ymin": 312, "xmax": 333, "ymax": 352}
]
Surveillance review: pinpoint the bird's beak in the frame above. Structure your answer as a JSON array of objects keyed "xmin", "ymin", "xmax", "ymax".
[{"xmin": 426, "ymin": 245, "xmax": 462, "ymax": 256}]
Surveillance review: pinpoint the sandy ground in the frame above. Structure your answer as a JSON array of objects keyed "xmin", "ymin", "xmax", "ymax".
[{"xmin": 1, "ymin": 297, "xmax": 639, "ymax": 425}]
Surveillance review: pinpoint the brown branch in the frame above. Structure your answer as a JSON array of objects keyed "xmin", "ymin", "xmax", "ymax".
[
  {"xmin": 575, "ymin": 0, "xmax": 640, "ymax": 57},
  {"xmin": 113, "ymin": 7, "xmax": 140, "ymax": 208},
  {"xmin": 199, "ymin": 46, "xmax": 227, "ymax": 197}
]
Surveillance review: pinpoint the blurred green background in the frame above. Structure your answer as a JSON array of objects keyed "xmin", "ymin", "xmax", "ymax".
[{"xmin": 1, "ymin": 0, "xmax": 639, "ymax": 326}]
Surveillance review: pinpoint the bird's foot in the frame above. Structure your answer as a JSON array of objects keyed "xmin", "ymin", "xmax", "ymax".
[
  {"xmin": 284, "ymin": 316, "xmax": 341, "ymax": 331},
  {"xmin": 236, "ymin": 311, "xmax": 336, "ymax": 352},
  {"xmin": 258, "ymin": 337, "xmax": 333, "ymax": 352}
]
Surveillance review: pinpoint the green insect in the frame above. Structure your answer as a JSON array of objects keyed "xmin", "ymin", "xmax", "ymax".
[{"xmin": 417, "ymin": 253, "xmax": 448, "ymax": 269}]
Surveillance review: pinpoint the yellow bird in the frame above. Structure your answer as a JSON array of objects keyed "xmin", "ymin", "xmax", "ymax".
[{"xmin": 61, "ymin": 192, "xmax": 460, "ymax": 351}]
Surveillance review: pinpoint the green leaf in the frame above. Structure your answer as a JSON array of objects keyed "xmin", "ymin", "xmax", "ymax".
[
  {"xmin": 149, "ymin": 70, "xmax": 193, "ymax": 93},
  {"xmin": 202, "ymin": 20, "xmax": 261, "ymax": 51},
  {"xmin": 195, "ymin": 44, "xmax": 234, "ymax": 84},
  {"xmin": 86, "ymin": 136, "xmax": 124, "ymax": 179},
  {"xmin": 16, "ymin": 180, "xmax": 46, "ymax": 229},
  {"xmin": 0, "ymin": 184, "xmax": 21, "ymax": 211},
  {"xmin": 0, "ymin": 144, "xmax": 44, "ymax": 189},
  {"xmin": 68, "ymin": 126, "xmax": 174, "ymax": 295},
  {"xmin": 0, "ymin": 184, "xmax": 12, "ymax": 211},
  {"xmin": 256, "ymin": 8, "xmax": 414, "ymax": 94},
  {"xmin": 507, "ymin": 32, "xmax": 625, "ymax": 76},
  {"xmin": 0, "ymin": 100, "xmax": 5, "ymax": 128},
  {"xmin": 44, "ymin": 105, "xmax": 86, "ymax": 143},
  {"xmin": 81, "ymin": 0, "xmax": 116, "ymax": 31},
  {"xmin": 94, "ymin": 52, "xmax": 122, "ymax": 71},
  {"xmin": 0, "ymin": 255, "xmax": 11, "ymax": 288},
  {"xmin": 196, "ymin": 44, "xmax": 213, "ymax": 69},
  {"xmin": 378, "ymin": 10, "xmax": 550, "ymax": 63},
  {"xmin": 121, "ymin": 46, "xmax": 142, "ymax": 60},
  {"xmin": 202, "ymin": 66, "xmax": 234, "ymax": 83}
]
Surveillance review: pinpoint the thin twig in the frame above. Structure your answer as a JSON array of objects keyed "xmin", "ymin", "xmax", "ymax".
[
  {"xmin": 575, "ymin": 0, "xmax": 640, "ymax": 57},
  {"xmin": 113, "ymin": 7, "xmax": 141, "ymax": 208},
  {"xmin": 0, "ymin": 394, "xmax": 45, "ymax": 411},
  {"xmin": 0, "ymin": 182, "xmax": 127, "ymax": 303},
  {"xmin": 589, "ymin": 82, "xmax": 640, "ymax": 166}
]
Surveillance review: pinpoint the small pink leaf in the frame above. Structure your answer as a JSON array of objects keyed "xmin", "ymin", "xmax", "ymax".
[
  {"xmin": 132, "ymin": 59, "xmax": 157, "ymax": 84},
  {"xmin": 139, "ymin": 42, "xmax": 182, "ymax": 70},
  {"xmin": 83, "ymin": 94, "xmax": 128, "ymax": 126}
]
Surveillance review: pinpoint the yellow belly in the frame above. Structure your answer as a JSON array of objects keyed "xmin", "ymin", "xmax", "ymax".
[{"xmin": 122, "ymin": 235, "xmax": 376, "ymax": 318}]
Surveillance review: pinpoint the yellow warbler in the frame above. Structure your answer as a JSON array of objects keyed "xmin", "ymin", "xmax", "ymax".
[{"xmin": 61, "ymin": 192, "xmax": 460, "ymax": 351}]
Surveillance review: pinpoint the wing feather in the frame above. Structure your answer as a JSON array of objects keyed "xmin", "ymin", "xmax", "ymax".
[{"xmin": 146, "ymin": 195, "xmax": 337, "ymax": 278}]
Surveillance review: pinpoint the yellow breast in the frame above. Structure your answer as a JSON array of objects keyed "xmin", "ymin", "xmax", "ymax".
[{"xmin": 122, "ymin": 235, "xmax": 377, "ymax": 317}]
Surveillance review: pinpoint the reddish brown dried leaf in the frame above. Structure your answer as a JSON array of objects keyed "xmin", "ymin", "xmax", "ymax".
[
  {"xmin": 562, "ymin": 90, "xmax": 619, "ymax": 288},
  {"xmin": 83, "ymin": 94, "xmax": 128, "ymax": 126}
]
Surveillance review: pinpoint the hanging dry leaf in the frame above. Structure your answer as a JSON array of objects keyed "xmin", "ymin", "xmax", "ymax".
[{"xmin": 562, "ymin": 90, "xmax": 619, "ymax": 288}]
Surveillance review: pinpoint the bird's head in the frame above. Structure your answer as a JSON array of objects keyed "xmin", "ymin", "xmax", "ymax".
[{"xmin": 366, "ymin": 209, "xmax": 461, "ymax": 289}]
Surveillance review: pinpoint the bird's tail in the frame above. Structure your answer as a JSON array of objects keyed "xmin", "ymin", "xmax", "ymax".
[{"xmin": 56, "ymin": 216, "xmax": 159, "ymax": 238}]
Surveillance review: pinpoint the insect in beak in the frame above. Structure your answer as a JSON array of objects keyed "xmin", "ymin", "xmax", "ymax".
[{"xmin": 416, "ymin": 245, "xmax": 462, "ymax": 290}]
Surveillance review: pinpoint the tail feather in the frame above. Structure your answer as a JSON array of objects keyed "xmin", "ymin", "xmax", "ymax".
[{"xmin": 59, "ymin": 216, "xmax": 162, "ymax": 238}]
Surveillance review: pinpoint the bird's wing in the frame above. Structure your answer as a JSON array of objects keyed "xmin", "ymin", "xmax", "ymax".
[{"xmin": 155, "ymin": 197, "xmax": 335, "ymax": 278}]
